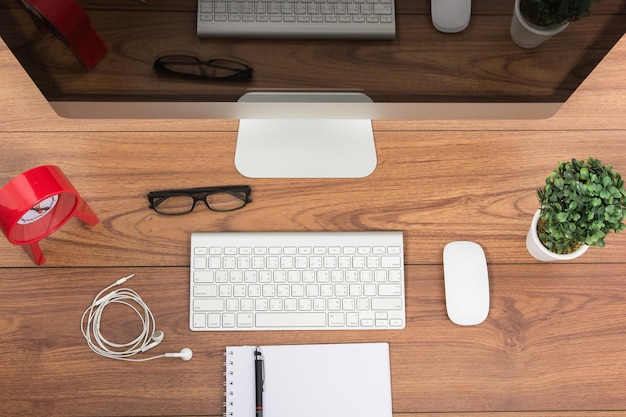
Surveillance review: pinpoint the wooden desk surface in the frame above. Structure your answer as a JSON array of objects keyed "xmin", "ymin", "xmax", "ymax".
[{"xmin": 1, "ymin": 33, "xmax": 626, "ymax": 417}]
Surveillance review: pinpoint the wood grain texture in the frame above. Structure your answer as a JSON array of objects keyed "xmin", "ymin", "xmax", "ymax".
[
  {"xmin": 0, "ymin": 11, "xmax": 626, "ymax": 417},
  {"xmin": 1, "ymin": 129, "xmax": 626, "ymax": 267},
  {"xmin": 0, "ymin": 265, "xmax": 625, "ymax": 416}
]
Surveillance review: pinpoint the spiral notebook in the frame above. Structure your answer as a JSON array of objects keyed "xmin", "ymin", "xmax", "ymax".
[{"xmin": 223, "ymin": 342, "xmax": 392, "ymax": 417}]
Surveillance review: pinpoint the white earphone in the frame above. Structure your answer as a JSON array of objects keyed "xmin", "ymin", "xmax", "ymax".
[
  {"xmin": 140, "ymin": 331, "xmax": 193, "ymax": 361},
  {"xmin": 81, "ymin": 274, "xmax": 193, "ymax": 362},
  {"xmin": 140, "ymin": 330, "xmax": 165, "ymax": 352},
  {"xmin": 164, "ymin": 348, "xmax": 194, "ymax": 361}
]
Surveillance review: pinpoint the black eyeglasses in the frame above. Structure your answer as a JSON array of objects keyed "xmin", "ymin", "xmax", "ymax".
[
  {"xmin": 147, "ymin": 185, "xmax": 252, "ymax": 215},
  {"xmin": 153, "ymin": 55, "xmax": 253, "ymax": 81}
]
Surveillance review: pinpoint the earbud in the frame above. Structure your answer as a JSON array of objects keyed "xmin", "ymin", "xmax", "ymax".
[
  {"xmin": 164, "ymin": 348, "xmax": 193, "ymax": 361},
  {"xmin": 140, "ymin": 330, "xmax": 164, "ymax": 352},
  {"xmin": 138, "ymin": 331, "xmax": 192, "ymax": 360}
]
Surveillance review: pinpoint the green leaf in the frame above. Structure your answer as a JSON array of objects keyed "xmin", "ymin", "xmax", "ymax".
[
  {"xmin": 580, "ymin": 167, "xmax": 589, "ymax": 181},
  {"xmin": 554, "ymin": 178, "xmax": 564, "ymax": 189}
]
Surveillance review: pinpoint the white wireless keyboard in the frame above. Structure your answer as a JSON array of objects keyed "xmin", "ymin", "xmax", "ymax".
[
  {"xmin": 190, "ymin": 231, "xmax": 405, "ymax": 331},
  {"xmin": 197, "ymin": 0, "xmax": 396, "ymax": 39}
]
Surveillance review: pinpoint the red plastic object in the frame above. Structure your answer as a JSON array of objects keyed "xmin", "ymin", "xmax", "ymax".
[
  {"xmin": 0, "ymin": 165, "xmax": 99, "ymax": 265},
  {"xmin": 21, "ymin": 0, "xmax": 108, "ymax": 69}
]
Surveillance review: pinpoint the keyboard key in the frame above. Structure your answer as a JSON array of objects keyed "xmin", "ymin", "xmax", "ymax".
[
  {"xmin": 208, "ymin": 313, "xmax": 221, "ymax": 327},
  {"xmin": 256, "ymin": 312, "xmax": 327, "ymax": 327},
  {"xmin": 237, "ymin": 313, "xmax": 254, "ymax": 327},
  {"xmin": 371, "ymin": 298, "xmax": 403, "ymax": 310},
  {"xmin": 194, "ymin": 247, "xmax": 208, "ymax": 255},
  {"xmin": 194, "ymin": 299, "xmax": 224, "ymax": 311},
  {"xmin": 194, "ymin": 257, "xmax": 207, "ymax": 269},
  {"xmin": 193, "ymin": 313, "xmax": 206, "ymax": 328},
  {"xmin": 381, "ymin": 256, "xmax": 402, "ymax": 268},
  {"xmin": 194, "ymin": 284, "xmax": 217, "ymax": 297},
  {"xmin": 378, "ymin": 284, "xmax": 402, "ymax": 296}
]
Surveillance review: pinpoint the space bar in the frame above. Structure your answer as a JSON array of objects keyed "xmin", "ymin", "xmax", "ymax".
[{"xmin": 255, "ymin": 312, "xmax": 326, "ymax": 327}]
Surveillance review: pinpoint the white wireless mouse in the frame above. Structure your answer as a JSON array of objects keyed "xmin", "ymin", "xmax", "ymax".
[
  {"xmin": 443, "ymin": 241, "xmax": 489, "ymax": 325},
  {"xmin": 431, "ymin": 0, "xmax": 471, "ymax": 33}
]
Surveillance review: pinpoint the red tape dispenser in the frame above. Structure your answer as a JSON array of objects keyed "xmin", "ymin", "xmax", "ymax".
[
  {"xmin": 0, "ymin": 165, "xmax": 99, "ymax": 265},
  {"xmin": 20, "ymin": 0, "xmax": 108, "ymax": 69}
]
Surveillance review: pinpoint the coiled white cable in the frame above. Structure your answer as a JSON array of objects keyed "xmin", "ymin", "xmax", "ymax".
[{"xmin": 81, "ymin": 274, "xmax": 167, "ymax": 362}]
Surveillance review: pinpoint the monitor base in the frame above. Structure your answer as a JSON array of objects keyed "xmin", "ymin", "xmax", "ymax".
[{"xmin": 234, "ymin": 93, "xmax": 377, "ymax": 178}]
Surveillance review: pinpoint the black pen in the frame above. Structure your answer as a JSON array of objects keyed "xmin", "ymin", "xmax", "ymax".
[{"xmin": 254, "ymin": 347, "xmax": 264, "ymax": 417}]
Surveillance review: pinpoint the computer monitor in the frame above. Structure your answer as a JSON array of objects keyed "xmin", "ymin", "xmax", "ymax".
[{"xmin": 1, "ymin": 0, "xmax": 625, "ymax": 178}]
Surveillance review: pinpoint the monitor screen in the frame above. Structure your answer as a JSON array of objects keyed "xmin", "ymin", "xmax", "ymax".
[{"xmin": 1, "ymin": 0, "xmax": 625, "ymax": 177}]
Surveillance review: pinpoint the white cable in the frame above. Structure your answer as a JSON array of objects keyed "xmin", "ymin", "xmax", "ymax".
[{"xmin": 80, "ymin": 274, "xmax": 167, "ymax": 362}]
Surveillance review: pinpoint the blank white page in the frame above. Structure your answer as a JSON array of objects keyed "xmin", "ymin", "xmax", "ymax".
[{"xmin": 224, "ymin": 343, "xmax": 392, "ymax": 417}]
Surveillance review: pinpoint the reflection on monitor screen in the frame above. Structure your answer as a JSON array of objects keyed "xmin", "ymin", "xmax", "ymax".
[{"xmin": 1, "ymin": 0, "xmax": 625, "ymax": 177}]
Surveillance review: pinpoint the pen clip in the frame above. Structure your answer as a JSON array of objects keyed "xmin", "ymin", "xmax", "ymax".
[{"xmin": 255, "ymin": 346, "xmax": 265, "ymax": 390}]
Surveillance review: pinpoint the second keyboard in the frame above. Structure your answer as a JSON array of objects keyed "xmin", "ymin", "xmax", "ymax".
[
  {"xmin": 190, "ymin": 231, "xmax": 405, "ymax": 331},
  {"xmin": 197, "ymin": 0, "xmax": 396, "ymax": 39}
]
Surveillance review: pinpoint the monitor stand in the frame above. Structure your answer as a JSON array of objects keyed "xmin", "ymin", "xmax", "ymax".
[{"xmin": 234, "ymin": 92, "xmax": 377, "ymax": 178}]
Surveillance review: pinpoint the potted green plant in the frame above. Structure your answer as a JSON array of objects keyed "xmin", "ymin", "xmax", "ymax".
[
  {"xmin": 526, "ymin": 157, "xmax": 626, "ymax": 261},
  {"xmin": 511, "ymin": 0, "xmax": 602, "ymax": 48}
]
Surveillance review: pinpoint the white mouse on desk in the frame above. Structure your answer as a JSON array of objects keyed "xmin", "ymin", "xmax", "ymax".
[
  {"xmin": 443, "ymin": 241, "xmax": 489, "ymax": 325},
  {"xmin": 431, "ymin": 0, "xmax": 472, "ymax": 33}
]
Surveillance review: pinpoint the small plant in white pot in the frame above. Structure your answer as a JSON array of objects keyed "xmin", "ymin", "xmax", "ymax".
[
  {"xmin": 511, "ymin": 0, "xmax": 602, "ymax": 48},
  {"xmin": 526, "ymin": 157, "xmax": 626, "ymax": 261}
]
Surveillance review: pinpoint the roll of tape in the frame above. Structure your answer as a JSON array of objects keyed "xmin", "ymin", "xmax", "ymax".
[
  {"xmin": 0, "ymin": 165, "xmax": 99, "ymax": 264},
  {"xmin": 20, "ymin": 0, "xmax": 107, "ymax": 69}
]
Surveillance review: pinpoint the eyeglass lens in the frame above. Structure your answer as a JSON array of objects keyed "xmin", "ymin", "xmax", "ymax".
[
  {"xmin": 156, "ymin": 55, "xmax": 251, "ymax": 79},
  {"xmin": 153, "ymin": 190, "xmax": 248, "ymax": 214}
]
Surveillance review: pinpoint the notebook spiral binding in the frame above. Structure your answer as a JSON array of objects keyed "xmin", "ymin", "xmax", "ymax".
[{"xmin": 223, "ymin": 350, "xmax": 235, "ymax": 417}]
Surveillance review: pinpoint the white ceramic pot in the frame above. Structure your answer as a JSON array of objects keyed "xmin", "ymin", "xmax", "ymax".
[
  {"xmin": 526, "ymin": 209, "xmax": 589, "ymax": 262},
  {"xmin": 510, "ymin": 0, "xmax": 569, "ymax": 48}
]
